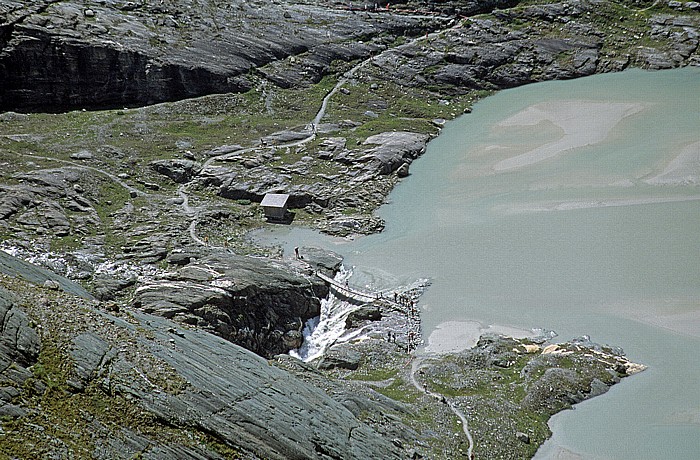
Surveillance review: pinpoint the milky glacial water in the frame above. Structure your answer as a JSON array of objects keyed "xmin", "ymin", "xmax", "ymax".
[{"xmin": 255, "ymin": 68, "xmax": 700, "ymax": 459}]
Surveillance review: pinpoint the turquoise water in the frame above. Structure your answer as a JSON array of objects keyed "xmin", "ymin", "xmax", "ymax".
[{"xmin": 256, "ymin": 68, "xmax": 700, "ymax": 458}]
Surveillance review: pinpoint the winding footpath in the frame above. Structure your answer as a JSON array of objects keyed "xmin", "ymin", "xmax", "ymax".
[
  {"xmin": 13, "ymin": 14, "xmax": 479, "ymax": 455},
  {"xmin": 14, "ymin": 14, "xmax": 461, "ymax": 252},
  {"xmin": 179, "ymin": 16, "xmax": 463, "ymax": 246},
  {"xmin": 410, "ymin": 355, "xmax": 475, "ymax": 458}
]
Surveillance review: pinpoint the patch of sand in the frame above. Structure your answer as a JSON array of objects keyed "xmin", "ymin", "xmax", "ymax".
[
  {"xmin": 424, "ymin": 320, "xmax": 534, "ymax": 354},
  {"xmin": 492, "ymin": 101, "xmax": 645, "ymax": 171},
  {"xmin": 495, "ymin": 194, "xmax": 700, "ymax": 215},
  {"xmin": 645, "ymin": 140, "xmax": 700, "ymax": 185},
  {"xmin": 636, "ymin": 310, "xmax": 700, "ymax": 339},
  {"xmin": 608, "ymin": 298, "xmax": 700, "ymax": 339}
]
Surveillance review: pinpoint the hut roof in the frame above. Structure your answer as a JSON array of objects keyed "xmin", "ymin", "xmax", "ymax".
[{"xmin": 261, "ymin": 193, "xmax": 289, "ymax": 208}]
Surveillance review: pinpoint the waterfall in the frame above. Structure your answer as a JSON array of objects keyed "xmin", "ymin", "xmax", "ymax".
[{"xmin": 291, "ymin": 266, "xmax": 365, "ymax": 362}]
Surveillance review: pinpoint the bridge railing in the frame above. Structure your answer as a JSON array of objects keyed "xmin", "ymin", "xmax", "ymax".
[{"xmin": 315, "ymin": 271, "xmax": 381, "ymax": 304}]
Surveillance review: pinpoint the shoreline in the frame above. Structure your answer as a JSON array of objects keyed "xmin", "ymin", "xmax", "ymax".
[{"xmin": 0, "ymin": 1, "xmax": 698, "ymax": 458}]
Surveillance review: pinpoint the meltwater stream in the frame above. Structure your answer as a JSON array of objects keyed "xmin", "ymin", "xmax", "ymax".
[
  {"xmin": 290, "ymin": 267, "xmax": 363, "ymax": 362},
  {"xmin": 255, "ymin": 68, "xmax": 700, "ymax": 459}
]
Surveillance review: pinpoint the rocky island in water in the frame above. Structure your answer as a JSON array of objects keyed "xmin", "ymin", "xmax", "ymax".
[{"xmin": 1, "ymin": 0, "xmax": 697, "ymax": 458}]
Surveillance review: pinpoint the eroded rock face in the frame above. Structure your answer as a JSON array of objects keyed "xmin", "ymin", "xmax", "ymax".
[
  {"xmin": 133, "ymin": 253, "xmax": 328, "ymax": 357},
  {"xmin": 0, "ymin": 0, "xmax": 444, "ymax": 111}
]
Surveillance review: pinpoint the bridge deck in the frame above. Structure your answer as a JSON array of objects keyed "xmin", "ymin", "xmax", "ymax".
[{"xmin": 316, "ymin": 271, "xmax": 383, "ymax": 305}]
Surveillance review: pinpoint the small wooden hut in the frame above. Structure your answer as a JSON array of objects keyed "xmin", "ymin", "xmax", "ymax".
[{"xmin": 261, "ymin": 193, "xmax": 289, "ymax": 220}]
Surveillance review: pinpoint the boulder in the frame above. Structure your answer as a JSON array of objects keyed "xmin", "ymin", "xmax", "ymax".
[
  {"xmin": 70, "ymin": 150, "xmax": 93, "ymax": 160},
  {"xmin": 0, "ymin": 290, "xmax": 40, "ymax": 398},
  {"xmin": 317, "ymin": 345, "xmax": 362, "ymax": 370},
  {"xmin": 67, "ymin": 332, "xmax": 117, "ymax": 391},
  {"xmin": 43, "ymin": 279, "xmax": 60, "ymax": 290},
  {"xmin": 149, "ymin": 159, "xmax": 201, "ymax": 184},
  {"xmin": 0, "ymin": 187, "xmax": 33, "ymax": 219},
  {"xmin": 396, "ymin": 162, "xmax": 410, "ymax": 177},
  {"xmin": 92, "ymin": 276, "xmax": 137, "ymax": 301},
  {"xmin": 297, "ymin": 247, "xmax": 343, "ymax": 275},
  {"xmin": 345, "ymin": 305, "xmax": 382, "ymax": 329}
]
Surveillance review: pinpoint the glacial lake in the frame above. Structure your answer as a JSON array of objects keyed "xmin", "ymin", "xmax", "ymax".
[{"xmin": 255, "ymin": 67, "xmax": 700, "ymax": 459}]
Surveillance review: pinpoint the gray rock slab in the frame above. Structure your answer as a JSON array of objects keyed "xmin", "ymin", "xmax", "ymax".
[
  {"xmin": 0, "ymin": 250, "xmax": 94, "ymax": 299},
  {"xmin": 68, "ymin": 332, "xmax": 117, "ymax": 391},
  {"xmin": 131, "ymin": 310, "xmax": 403, "ymax": 460}
]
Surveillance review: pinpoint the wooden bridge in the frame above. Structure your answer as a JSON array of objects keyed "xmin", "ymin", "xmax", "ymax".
[{"xmin": 315, "ymin": 271, "xmax": 384, "ymax": 305}]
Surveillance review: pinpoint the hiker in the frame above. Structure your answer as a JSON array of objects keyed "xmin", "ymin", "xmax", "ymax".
[{"xmin": 294, "ymin": 246, "xmax": 300, "ymax": 259}]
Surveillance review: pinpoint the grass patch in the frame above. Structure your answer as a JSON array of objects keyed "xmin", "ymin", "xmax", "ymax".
[
  {"xmin": 374, "ymin": 378, "xmax": 421, "ymax": 403},
  {"xmin": 346, "ymin": 367, "xmax": 397, "ymax": 381}
]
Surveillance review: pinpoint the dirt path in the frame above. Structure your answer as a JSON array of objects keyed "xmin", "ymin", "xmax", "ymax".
[
  {"xmin": 19, "ymin": 17, "xmax": 463, "ymax": 250},
  {"xmin": 410, "ymin": 355, "xmax": 475, "ymax": 458}
]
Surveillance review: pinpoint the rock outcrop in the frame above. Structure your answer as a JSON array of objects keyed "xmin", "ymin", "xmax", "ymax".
[
  {"xmin": 0, "ymin": 0, "xmax": 445, "ymax": 111},
  {"xmin": 0, "ymin": 251, "xmax": 406, "ymax": 459},
  {"xmin": 0, "ymin": 289, "xmax": 40, "ymax": 419},
  {"xmin": 360, "ymin": 131, "xmax": 430, "ymax": 175},
  {"xmin": 133, "ymin": 252, "xmax": 328, "ymax": 357}
]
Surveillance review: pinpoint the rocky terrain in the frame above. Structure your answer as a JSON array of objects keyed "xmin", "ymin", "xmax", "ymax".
[
  {"xmin": 0, "ymin": 249, "xmax": 645, "ymax": 459},
  {"xmin": 0, "ymin": 0, "xmax": 698, "ymax": 458}
]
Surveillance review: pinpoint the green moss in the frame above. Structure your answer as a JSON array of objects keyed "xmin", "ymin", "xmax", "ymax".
[
  {"xmin": 346, "ymin": 367, "xmax": 397, "ymax": 381},
  {"xmin": 374, "ymin": 378, "xmax": 421, "ymax": 403},
  {"xmin": 48, "ymin": 235, "xmax": 81, "ymax": 252}
]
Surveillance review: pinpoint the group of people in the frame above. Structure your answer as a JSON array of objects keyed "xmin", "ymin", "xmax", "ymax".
[
  {"xmin": 393, "ymin": 291, "xmax": 420, "ymax": 320},
  {"xmin": 393, "ymin": 291, "xmax": 414, "ymax": 308},
  {"xmin": 381, "ymin": 290, "xmax": 421, "ymax": 353}
]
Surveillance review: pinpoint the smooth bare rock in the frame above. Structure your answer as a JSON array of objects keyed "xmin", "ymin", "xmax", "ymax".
[
  {"xmin": 297, "ymin": 247, "xmax": 343, "ymax": 275},
  {"xmin": 0, "ymin": 250, "xmax": 94, "ymax": 299},
  {"xmin": 0, "ymin": 252, "xmax": 405, "ymax": 458},
  {"xmin": 361, "ymin": 131, "xmax": 430, "ymax": 175},
  {"xmin": 129, "ymin": 310, "xmax": 403, "ymax": 460},
  {"xmin": 0, "ymin": 0, "xmax": 443, "ymax": 111}
]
